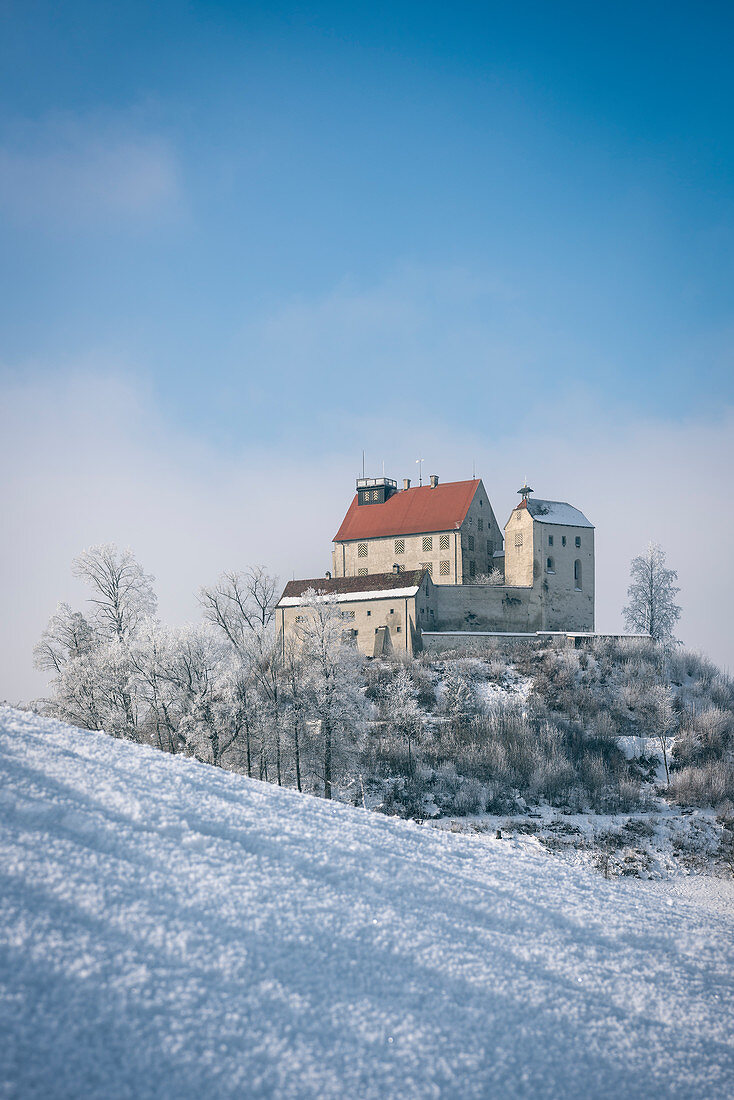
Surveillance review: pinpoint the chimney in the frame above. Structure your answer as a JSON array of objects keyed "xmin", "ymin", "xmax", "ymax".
[
  {"xmin": 325, "ymin": 570, "xmax": 332, "ymax": 579},
  {"xmin": 393, "ymin": 563, "xmax": 401, "ymax": 574},
  {"xmin": 403, "ymin": 478, "xmax": 411, "ymax": 490},
  {"xmin": 429, "ymin": 474, "xmax": 439, "ymax": 488}
]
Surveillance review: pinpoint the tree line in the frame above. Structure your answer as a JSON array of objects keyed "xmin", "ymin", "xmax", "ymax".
[{"xmin": 34, "ymin": 545, "xmax": 366, "ymax": 798}]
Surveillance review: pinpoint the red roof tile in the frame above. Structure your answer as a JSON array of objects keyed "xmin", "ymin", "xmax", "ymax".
[{"xmin": 333, "ymin": 479, "xmax": 480, "ymax": 541}]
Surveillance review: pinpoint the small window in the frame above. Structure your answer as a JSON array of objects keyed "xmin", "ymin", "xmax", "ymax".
[
  {"xmin": 396, "ymin": 626, "xmax": 402, "ymax": 633},
  {"xmin": 439, "ymin": 560, "xmax": 450, "ymax": 575},
  {"xmin": 357, "ymin": 543, "xmax": 368, "ymax": 558},
  {"xmin": 477, "ymin": 518, "xmax": 484, "ymax": 531},
  {"xmin": 394, "ymin": 538, "xmax": 405, "ymax": 555},
  {"xmin": 467, "ymin": 535, "xmax": 475, "ymax": 551},
  {"xmin": 341, "ymin": 610, "xmax": 355, "ymax": 621},
  {"xmin": 514, "ymin": 532, "xmax": 523, "ymax": 549},
  {"xmin": 390, "ymin": 608, "xmax": 394, "ymax": 614},
  {"xmin": 295, "ymin": 614, "xmax": 307, "ymax": 622},
  {"xmin": 546, "ymin": 557, "xmax": 555, "ymax": 573},
  {"xmin": 422, "ymin": 536, "xmax": 433, "ymax": 552},
  {"xmin": 358, "ymin": 567, "xmax": 368, "ymax": 576},
  {"xmin": 367, "ymin": 610, "xmax": 371, "ymax": 617},
  {"xmin": 420, "ymin": 561, "xmax": 433, "ymax": 576},
  {"xmin": 469, "ymin": 560, "xmax": 476, "ymax": 577},
  {"xmin": 487, "ymin": 539, "xmax": 493, "ymax": 556},
  {"xmin": 548, "ymin": 535, "xmax": 554, "ymax": 547},
  {"xmin": 562, "ymin": 536, "xmax": 567, "ymax": 547},
  {"xmin": 575, "ymin": 536, "xmax": 581, "ymax": 548},
  {"xmin": 439, "ymin": 533, "xmax": 450, "ymax": 550},
  {"xmin": 574, "ymin": 559, "xmax": 582, "ymax": 590}
]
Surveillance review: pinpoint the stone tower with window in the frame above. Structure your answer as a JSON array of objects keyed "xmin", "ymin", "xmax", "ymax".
[{"xmin": 504, "ymin": 483, "xmax": 595, "ymax": 631}]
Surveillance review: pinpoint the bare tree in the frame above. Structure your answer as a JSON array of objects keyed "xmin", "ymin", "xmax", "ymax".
[
  {"xmin": 200, "ymin": 567, "xmax": 278, "ymax": 651},
  {"xmin": 381, "ymin": 667, "xmax": 422, "ymax": 775},
  {"xmin": 73, "ymin": 544, "xmax": 157, "ymax": 642},
  {"xmin": 200, "ymin": 567, "xmax": 282, "ymax": 780},
  {"xmin": 623, "ymin": 542, "xmax": 681, "ymax": 644},
  {"xmin": 297, "ymin": 591, "xmax": 367, "ymax": 799}
]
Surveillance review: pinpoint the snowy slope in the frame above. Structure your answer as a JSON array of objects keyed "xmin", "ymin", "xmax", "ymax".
[{"xmin": 1, "ymin": 707, "xmax": 733, "ymax": 1100}]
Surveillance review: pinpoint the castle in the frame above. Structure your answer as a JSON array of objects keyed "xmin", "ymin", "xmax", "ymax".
[{"xmin": 276, "ymin": 473, "xmax": 594, "ymax": 655}]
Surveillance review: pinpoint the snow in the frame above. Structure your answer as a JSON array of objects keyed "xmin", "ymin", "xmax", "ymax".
[
  {"xmin": 2, "ymin": 705, "xmax": 733, "ymax": 1099},
  {"xmin": 278, "ymin": 585, "xmax": 420, "ymax": 607},
  {"xmin": 526, "ymin": 499, "xmax": 593, "ymax": 528}
]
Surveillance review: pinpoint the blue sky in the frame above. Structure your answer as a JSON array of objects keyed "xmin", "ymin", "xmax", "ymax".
[
  {"xmin": 1, "ymin": 1, "xmax": 734, "ymax": 694},
  {"xmin": 2, "ymin": 1, "xmax": 733, "ymax": 442}
]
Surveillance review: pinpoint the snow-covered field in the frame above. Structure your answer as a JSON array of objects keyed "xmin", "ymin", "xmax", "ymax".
[{"xmin": 1, "ymin": 706, "xmax": 733, "ymax": 1099}]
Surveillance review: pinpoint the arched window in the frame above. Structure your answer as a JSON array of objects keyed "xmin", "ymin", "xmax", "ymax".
[
  {"xmin": 574, "ymin": 559, "xmax": 582, "ymax": 590},
  {"xmin": 546, "ymin": 556, "xmax": 555, "ymax": 574}
]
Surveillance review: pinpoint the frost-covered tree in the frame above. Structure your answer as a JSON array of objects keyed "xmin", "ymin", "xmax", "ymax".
[
  {"xmin": 381, "ymin": 667, "xmax": 422, "ymax": 774},
  {"xmin": 33, "ymin": 603, "xmax": 97, "ymax": 674},
  {"xmin": 73, "ymin": 544, "xmax": 157, "ymax": 642},
  {"xmin": 201, "ymin": 568, "xmax": 283, "ymax": 781},
  {"xmin": 623, "ymin": 542, "xmax": 681, "ymax": 644},
  {"xmin": 296, "ymin": 591, "xmax": 368, "ymax": 799},
  {"xmin": 442, "ymin": 667, "xmax": 477, "ymax": 726}
]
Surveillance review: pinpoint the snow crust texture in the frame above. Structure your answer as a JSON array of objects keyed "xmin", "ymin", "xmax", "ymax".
[{"xmin": 1, "ymin": 706, "xmax": 733, "ymax": 1100}]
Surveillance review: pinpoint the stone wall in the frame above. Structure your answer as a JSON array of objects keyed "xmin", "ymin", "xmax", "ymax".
[{"xmin": 433, "ymin": 582, "xmax": 543, "ymax": 633}]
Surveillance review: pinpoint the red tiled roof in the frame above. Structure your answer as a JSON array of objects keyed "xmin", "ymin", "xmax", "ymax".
[
  {"xmin": 279, "ymin": 570, "xmax": 427, "ymax": 602},
  {"xmin": 333, "ymin": 479, "xmax": 480, "ymax": 541}
]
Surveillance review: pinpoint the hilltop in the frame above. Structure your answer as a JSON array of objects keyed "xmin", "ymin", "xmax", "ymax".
[{"xmin": 1, "ymin": 705, "xmax": 733, "ymax": 1098}]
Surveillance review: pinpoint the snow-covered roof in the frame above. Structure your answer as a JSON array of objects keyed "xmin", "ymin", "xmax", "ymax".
[
  {"xmin": 525, "ymin": 499, "xmax": 593, "ymax": 528},
  {"xmin": 279, "ymin": 585, "xmax": 422, "ymax": 607},
  {"xmin": 278, "ymin": 569, "xmax": 427, "ymax": 607}
]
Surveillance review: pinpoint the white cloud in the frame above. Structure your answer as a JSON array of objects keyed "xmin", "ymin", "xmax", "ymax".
[
  {"xmin": 1, "ymin": 368, "xmax": 732, "ymax": 702},
  {"xmin": 0, "ymin": 115, "xmax": 182, "ymax": 226}
]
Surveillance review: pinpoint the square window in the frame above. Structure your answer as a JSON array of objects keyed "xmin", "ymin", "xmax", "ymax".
[
  {"xmin": 358, "ymin": 567, "xmax": 368, "ymax": 576},
  {"xmin": 439, "ymin": 560, "xmax": 450, "ymax": 575},
  {"xmin": 420, "ymin": 561, "xmax": 433, "ymax": 576},
  {"xmin": 439, "ymin": 533, "xmax": 450, "ymax": 550},
  {"xmin": 358, "ymin": 542, "xmax": 368, "ymax": 557},
  {"xmin": 394, "ymin": 538, "xmax": 405, "ymax": 554},
  {"xmin": 396, "ymin": 626, "xmax": 402, "ymax": 633},
  {"xmin": 422, "ymin": 536, "xmax": 433, "ymax": 552}
]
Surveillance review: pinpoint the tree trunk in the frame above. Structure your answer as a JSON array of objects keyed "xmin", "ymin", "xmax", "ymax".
[{"xmin": 323, "ymin": 717, "xmax": 332, "ymax": 800}]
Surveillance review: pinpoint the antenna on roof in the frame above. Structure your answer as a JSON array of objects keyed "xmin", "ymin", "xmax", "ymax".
[
  {"xmin": 416, "ymin": 457, "xmax": 423, "ymax": 486},
  {"xmin": 362, "ymin": 450, "xmax": 365, "ymax": 478},
  {"xmin": 472, "ymin": 458, "xmax": 475, "ymax": 479}
]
